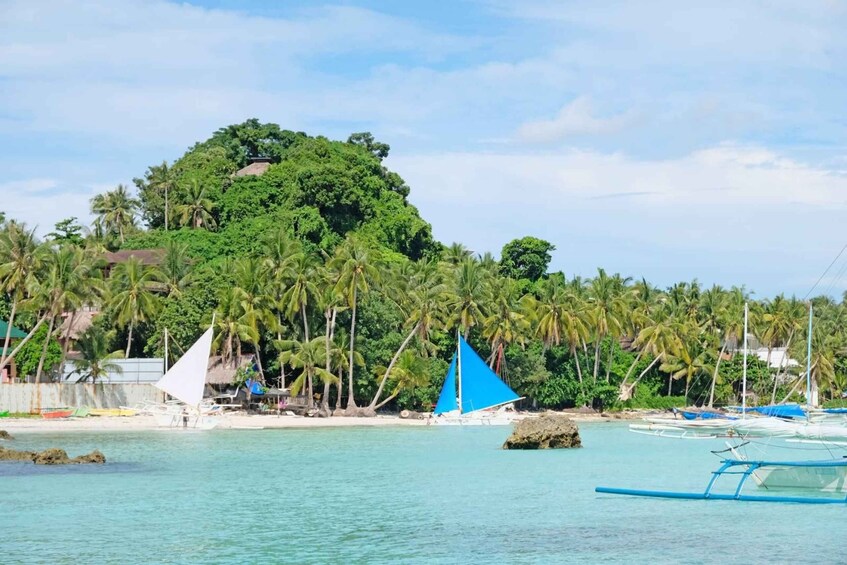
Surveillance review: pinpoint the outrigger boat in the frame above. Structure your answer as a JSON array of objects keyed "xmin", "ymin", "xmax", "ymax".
[
  {"xmin": 431, "ymin": 335, "xmax": 522, "ymax": 426},
  {"xmin": 596, "ymin": 457, "xmax": 847, "ymax": 504}
]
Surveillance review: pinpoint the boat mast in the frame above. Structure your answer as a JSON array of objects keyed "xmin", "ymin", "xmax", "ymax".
[
  {"xmin": 164, "ymin": 327, "xmax": 169, "ymax": 373},
  {"xmin": 457, "ymin": 329, "xmax": 463, "ymax": 415},
  {"xmin": 806, "ymin": 302, "xmax": 813, "ymax": 412},
  {"xmin": 742, "ymin": 302, "xmax": 748, "ymax": 419}
]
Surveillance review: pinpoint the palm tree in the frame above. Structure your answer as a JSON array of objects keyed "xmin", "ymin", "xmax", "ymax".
[
  {"xmin": 618, "ymin": 314, "xmax": 681, "ymax": 400},
  {"xmin": 232, "ymin": 257, "xmax": 273, "ymax": 380},
  {"xmin": 71, "ymin": 326, "xmax": 123, "ymax": 383},
  {"xmin": 32, "ymin": 245, "xmax": 101, "ymax": 382},
  {"xmin": 330, "ymin": 237, "xmax": 381, "ymax": 410},
  {"xmin": 108, "ymin": 257, "xmax": 164, "ymax": 357},
  {"xmin": 661, "ymin": 334, "xmax": 713, "ymax": 404},
  {"xmin": 443, "ymin": 242, "xmax": 472, "ymax": 265},
  {"xmin": 446, "ymin": 258, "xmax": 487, "ymax": 339},
  {"xmin": 91, "ymin": 185, "xmax": 138, "ymax": 244},
  {"xmin": 369, "ymin": 260, "xmax": 446, "ymax": 410},
  {"xmin": 276, "ymin": 337, "xmax": 338, "ymax": 406},
  {"xmin": 175, "ymin": 178, "xmax": 216, "ymax": 229},
  {"xmin": 372, "ymin": 350, "xmax": 431, "ymax": 410},
  {"xmin": 147, "ymin": 160, "xmax": 177, "ymax": 230},
  {"xmin": 213, "ymin": 286, "xmax": 257, "ymax": 369},
  {"xmin": 586, "ymin": 269, "xmax": 629, "ymax": 383},
  {"xmin": 481, "ymin": 276, "xmax": 528, "ymax": 374},
  {"xmin": 160, "ymin": 241, "xmax": 193, "ymax": 297},
  {"xmin": 707, "ymin": 287, "xmax": 746, "ymax": 407},
  {"xmin": 0, "ymin": 222, "xmax": 42, "ymax": 373},
  {"xmin": 281, "ymin": 252, "xmax": 319, "ymax": 342}
]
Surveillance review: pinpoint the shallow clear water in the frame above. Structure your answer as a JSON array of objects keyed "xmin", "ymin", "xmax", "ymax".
[{"xmin": 2, "ymin": 423, "xmax": 846, "ymax": 564}]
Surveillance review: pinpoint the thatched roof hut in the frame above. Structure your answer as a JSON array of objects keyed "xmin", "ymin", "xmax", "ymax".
[{"xmin": 234, "ymin": 157, "xmax": 272, "ymax": 177}]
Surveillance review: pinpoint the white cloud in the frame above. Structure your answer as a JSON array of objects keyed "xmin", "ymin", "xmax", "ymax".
[
  {"xmin": 391, "ymin": 144, "xmax": 847, "ymax": 294},
  {"xmin": 0, "ymin": 179, "xmax": 101, "ymax": 233},
  {"xmin": 517, "ymin": 97, "xmax": 635, "ymax": 142}
]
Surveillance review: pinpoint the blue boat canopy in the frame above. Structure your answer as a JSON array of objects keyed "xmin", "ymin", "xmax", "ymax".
[{"xmin": 747, "ymin": 404, "xmax": 806, "ymax": 419}]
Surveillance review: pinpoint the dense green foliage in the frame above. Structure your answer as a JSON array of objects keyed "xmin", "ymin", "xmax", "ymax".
[{"xmin": 1, "ymin": 120, "xmax": 845, "ymax": 415}]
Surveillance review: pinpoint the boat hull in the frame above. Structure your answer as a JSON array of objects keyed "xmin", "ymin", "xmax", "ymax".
[{"xmin": 42, "ymin": 410, "xmax": 73, "ymax": 419}]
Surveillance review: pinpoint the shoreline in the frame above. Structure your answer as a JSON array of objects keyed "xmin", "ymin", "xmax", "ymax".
[{"xmin": 0, "ymin": 410, "xmax": 648, "ymax": 433}]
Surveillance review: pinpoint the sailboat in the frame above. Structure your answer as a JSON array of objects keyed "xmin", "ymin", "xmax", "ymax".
[
  {"xmin": 152, "ymin": 324, "xmax": 221, "ymax": 430},
  {"xmin": 630, "ymin": 303, "xmax": 847, "ymax": 441},
  {"xmin": 431, "ymin": 335, "xmax": 522, "ymax": 426}
]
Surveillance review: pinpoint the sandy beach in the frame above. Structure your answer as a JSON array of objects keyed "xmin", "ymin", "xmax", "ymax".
[{"xmin": 0, "ymin": 410, "xmax": 642, "ymax": 433}]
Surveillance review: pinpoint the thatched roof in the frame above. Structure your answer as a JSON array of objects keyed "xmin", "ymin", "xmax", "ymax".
[
  {"xmin": 206, "ymin": 355, "xmax": 255, "ymax": 385},
  {"xmin": 234, "ymin": 157, "xmax": 271, "ymax": 177},
  {"xmin": 103, "ymin": 249, "xmax": 166, "ymax": 265},
  {"xmin": 58, "ymin": 310, "xmax": 98, "ymax": 341}
]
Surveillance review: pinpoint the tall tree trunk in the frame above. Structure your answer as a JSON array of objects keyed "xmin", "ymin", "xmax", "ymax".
[
  {"xmin": 301, "ymin": 302, "xmax": 310, "ymax": 342},
  {"xmin": 621, "ymin": 353, "xmax": 663, "ymax": 400},
  {"xmin": 684, "ymin": 375, "xmax": 690, "ymax": 405},
  {"xmin": 620, "ymin": 346, "xmax": 646, "ymax": 391},
  {"xmin": 322, "ymin": 308, "xmax": 334, "ymax": 413},
  {"xmin": 125, "ymin": 322, "xmax": 134, "ymax": 358},
  {"xmin": 1, "ymin": 314, "xmax": 48, "ymax": 372},
  {"xmin": 708, "ymin": 342, "xmax": 727, "ymax": 407},
  {"xmin": 0, "ymin": 298, "xmax": 18, "ymax": 373},
  {"xmin": 605, "ymin": 338, "xmax": 614, "ymax": 383},
  {"xmin": 592, "ymin": 338, "xmax": 602, "ymax": 384},
  {"xmin": 346, "ymin": 284, "xmax": 358, "ymax": 410},
  {"xmin": 59, "ymin": 310, "xmax": 77, "ymax": 377},
  {"xmin": 571, "ymin": 346, "xmax": 584, "ymax": 385},
  {"xmin": 35, "ymin": 314, "xmax": 56, "ymax": 383},
  {"xmin": 370, "ymin": 324, "xmax": 417, "ymax": 410},
  {"xmin": 375, "ymin": 392, "xmax": 400, "ymax": 410},
  {"xmin": 254, "ymin": 344, "xmax": 265, "ymax": 383}
]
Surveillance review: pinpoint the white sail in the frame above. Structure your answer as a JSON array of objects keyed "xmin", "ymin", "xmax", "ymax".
[{"xmin": 154, "ymin": 326, "xmax": 213, "ymax": 406}]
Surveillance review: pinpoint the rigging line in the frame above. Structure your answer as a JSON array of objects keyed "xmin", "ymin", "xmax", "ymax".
[
  {"xmin": 804, "ymin": 242, "xmax": 847, "ymax": 300},
  {"xmin": 821, "ymin": 254, "xmax": 847, "ymax": 300}
]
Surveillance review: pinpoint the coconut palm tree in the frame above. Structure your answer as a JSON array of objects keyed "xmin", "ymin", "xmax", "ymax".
[
  {"xmin": 586, "ymin": 269, "xmax": 629, "ymax": 383},
  {"xmin": 618, "ymin": 313, "xmax": 681, "ymax": 400},
  {"xmin": 213, "ymin": 286, "xmax": 257, "ymax": 369},
  {"xmin": 330, "ymin": 237, "xmax": 381, "ymax": 410},
  {"xmin": 281, "ymin": 252, "xmax": 319, "ymax": 341},
  {"xmin": 71, "ymin": 326, "xmax": 123, "ymax": 383},
  {"xmin": 0, "ymin": 222, "xmax": 43, "ymax": 373},
  {"xmin": 482, "ymin": 276, "xmax": 529, "ymax": 373},
  {"xmin": 443, "ymin": 242, "xmax": 472, "ymax": 265},
  {"xmin": 176, "ymin": 178, "xmax": 216, "ymax": 229},
  {"xmin": 276, "ymin": 337, "xmax": 338, "ymax": 406},
  {"xmin": 91, "ymin": 185, "xmax": 138, "ymax": 244},
  {"xmin": 108, "ymin": 257, "xmax": 164, "ymax": 357},
  {"xmin": 32, "ymin": 245, "xmax": 102, "ymax": 381},
  {"xmin": 232, "ymin": 257, "xmax": 273, "ymax": 380},
  {"xmin": 446, "ymin": 258, "xmax": 487, "ymax": 339},
  {"xmin": 372, "ymin": 350, "xmax": 431, "ymax": 410},
  {"xmin": 147, "ymin": 160, "xmax": 177, "ymax": 230},
  {"xmin": 160, "ymin": 241, "xmax": 193, "ymax": 297},
  {"xmin": 369, "ymin": 260, "xmax": 446, "ymax": 410}
]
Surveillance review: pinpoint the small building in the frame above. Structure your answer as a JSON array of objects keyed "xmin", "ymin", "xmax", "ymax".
[
  {"xmin": 234, "ymin": 157, "xmax": 272, "ymax": 177},
  {"xmin": 0, "ymin": 320, "xmax": 26, "ymax": 383}
]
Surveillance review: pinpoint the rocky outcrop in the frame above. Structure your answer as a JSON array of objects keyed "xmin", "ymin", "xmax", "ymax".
[
  {"xmin": 0, "ymin": 446, "xmax": 106, "ymax": 465},
  {"xmin": 0, "ymin": 430, "xmax": 12, "ymax": 440},
  {"xmin": 503, "ymin": 413, "xmax": 582, "ymax": 449}
]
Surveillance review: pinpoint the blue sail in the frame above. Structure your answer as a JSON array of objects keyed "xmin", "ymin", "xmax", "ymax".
[
  {"xmin": 433, "ymin": 353, "xmax": 458, "ymax": 415},
  {"xmin": 459, "ymin": 336, "xmax": 520, "ymax": 413}
]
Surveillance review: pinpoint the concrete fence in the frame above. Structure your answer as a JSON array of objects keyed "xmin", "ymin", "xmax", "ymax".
[{"xmin": 0, "ymin": 383, "xmax": 164, "ymax": 413}]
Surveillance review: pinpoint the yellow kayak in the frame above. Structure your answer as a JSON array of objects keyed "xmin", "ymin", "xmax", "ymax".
[{"xmin": 89, "ymin": 408, "xmax": 137, "ymax": 417}]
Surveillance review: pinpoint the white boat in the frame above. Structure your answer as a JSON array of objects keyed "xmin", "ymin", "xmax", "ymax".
[
  {"xmin": 430, "ymin": 335, "xmax": 522, "ymax": 426},
  {"xmin": 152, "ymin": 324, "xmax": 222, "ymax": 430}
]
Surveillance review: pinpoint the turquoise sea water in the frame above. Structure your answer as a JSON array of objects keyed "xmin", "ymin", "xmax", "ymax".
[{"xmin": 2, "ymin": 422, "xmax": 846, "ymax": 564}]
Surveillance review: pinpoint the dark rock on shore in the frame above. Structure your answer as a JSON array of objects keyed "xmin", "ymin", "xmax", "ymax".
[
  {"xmin": 0, "ymin": 430, "xmax": 12, "ymax": 440},
  {"xmin": 0, "ymin": 446, "xmax": 106, "ymax": 465},
  {"xmin": 503, "ymin": 414, "xmax": 582, "ymax": 449}
]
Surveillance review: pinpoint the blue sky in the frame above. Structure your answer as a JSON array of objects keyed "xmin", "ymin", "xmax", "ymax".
[{"xmin": 2, "ymin": 0, "xmax": 847, "ymax": 297}]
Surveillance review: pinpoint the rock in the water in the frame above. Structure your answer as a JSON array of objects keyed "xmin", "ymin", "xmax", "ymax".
[
  {"xmin": 503, "ymin": 414, "xmax": 582, "ymax": 449},
  {"xmin": 0, "ymin": 430, "xmax": 12, "ymax": 440},
  {"xmin": 0, "ymin": 446, "xmax": 105, "ymax": 464},
  {"xmin": 34, "ymin": 448, "xmax": 71, "ymax": 465},
  {"xmin": 0, "ymin": 446, "xmax": 36, "ymax": 461},
  {"xmin": 70, "ymin": 450, "xmax": 106, "ymax": 464}
]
